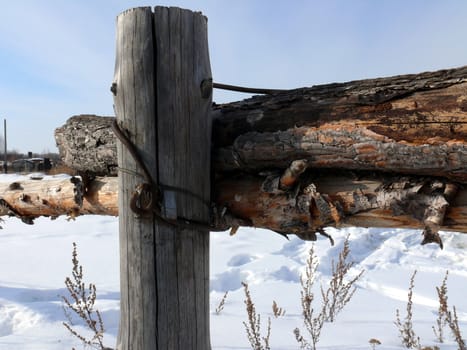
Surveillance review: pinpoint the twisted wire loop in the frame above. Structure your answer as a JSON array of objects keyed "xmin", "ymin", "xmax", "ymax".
[
  {"xmin": 129, "ymin": 183, "xmax": 154, "ymax": 216},
  {"xmin": 111, "ymin": 119, "xmax": 216, "ymax": 231}
]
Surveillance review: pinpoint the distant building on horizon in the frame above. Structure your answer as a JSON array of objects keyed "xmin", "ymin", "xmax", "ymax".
[{"xmin": 11, "ymin": 157, "xmax": 52, "ymax": 173}]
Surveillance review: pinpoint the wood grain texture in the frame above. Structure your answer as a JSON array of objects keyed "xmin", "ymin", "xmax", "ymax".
[
  {"xmin": 153, "ymin": 7, "xmax": 212, "ymax": 349},
  {"xmin": 213, "ymin": 76, "xmax": 467, "ymax": 182},
  {"xmin": 113, "ymin": 6, "xmax": 212, "ymax": 350},
  {"xmin": 52, "ymin": 64, "xmax": 467, "ymax": 244},
  {"xmin": 112, "ymin": 7, "xmax": 157, "ymax": 350},
  {"xmin": 81, "ymin": 176, "xmax": 118, "ymax": 215}
]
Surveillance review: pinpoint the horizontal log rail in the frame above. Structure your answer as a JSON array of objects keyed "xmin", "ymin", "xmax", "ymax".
[
  {"xmin": 0, "ymin": 172, "xmax": 465, "ymax": 247},
  {"xmin": 55, "ymin": 66, "xmax": 467, "ymax": 184},
  {"xmin": 5, "ymin": 65, "xmax": 465, "ymax": 247},
  {"xmin": 0, "ymin": 176, "xmax": 117, "ymax": 221}
]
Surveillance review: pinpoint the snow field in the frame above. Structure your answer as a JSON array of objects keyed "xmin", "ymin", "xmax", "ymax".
[{"xmin": 0, "ymin": 186, "xmax": 464, "ymax": 349}]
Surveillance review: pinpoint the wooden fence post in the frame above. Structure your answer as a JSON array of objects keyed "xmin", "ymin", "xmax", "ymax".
[{"xmin": 112, "ymin": 6, "xmax": 212, "ymax": 350}]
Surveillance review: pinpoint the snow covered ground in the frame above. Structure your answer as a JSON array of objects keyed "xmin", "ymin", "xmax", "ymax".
[{"xmin": 0, "ymin": 175, "xmax": 466, "ymax": 349}]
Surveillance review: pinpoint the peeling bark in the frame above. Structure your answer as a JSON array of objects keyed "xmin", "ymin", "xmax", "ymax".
[
  {"xmin": 212, "ymin": 66, "xmax": 467, "ymax": 147},
  {"xmin": 50, "ymin": 66, "xmax": 467, "ymax": 244},
  {"xmin": 0, "ymin": 177, "xmax": 83, "ymax": 222},
  {"xmin": 215, "ymin": 122, "xmax": 467, "ymax": 183},
  {"xmin": 0, "ymin": 173, "xmax": 465, "ymax": 247},
  {"xmin": 56, "ymin": 66, "xmax": 467, "ymax": 183},
  {"xmin": 215, "ymin": 171, "xmax": 466, "ymax": 246},
  {"xmin": 0, "ymin": 176, "xmax": 118, "ymax": 222}
]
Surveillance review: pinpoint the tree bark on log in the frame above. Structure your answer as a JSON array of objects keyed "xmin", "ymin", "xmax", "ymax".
[
  {"xmin": 214, "ymin": 169, "xmax": 466, "ymax": 248},
  {"xmin": 54, "ymin": 115, "xmax": 117, "ymax": 176},
  {"xmin": 0, "ymin": 177, "xmax": 83, "ymax": 222},
  {"xmin": 0, "ymin": 176, "xmax": 118, "ymax": 220},
  {"xmin": 212, "ymin": 66, "xmax": 467, "ymax": 148},
  {"xmin": 50, "ymin": 65, "xmax": 467, "ymax": 246},
  {"xmin": 1, "ymin": 174, "xmax": 466, "ymax": 245},
  {"xmin": 55, "ymin": 66, "xmax": 467, "ymax": 183}
]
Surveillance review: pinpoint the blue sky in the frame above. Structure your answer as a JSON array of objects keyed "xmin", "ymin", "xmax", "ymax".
[{"xmin": 1, "ymin": 0, "xmax": 466, "ymax": 153}]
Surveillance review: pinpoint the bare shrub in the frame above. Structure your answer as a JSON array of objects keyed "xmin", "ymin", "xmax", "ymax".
[
  {"xmin": 396, "ymin": 269, "xmax": 465, "ymax": 350},
  {"xmin": 321, "ymin": 235, "xmax": 364, "ymax": 322},
  {"xmin": 294, "ymin": 245, "xmax": 322, "ymax": 350},
  {"xmin": 433, "ymin": 271, "xmax": 466, "ymax": 350},
  {"xmin": 61, "ymin": 242, "xmax": 111, "ymax": 350},
  {"xmin": 395, "ymin": 270, "xmax": 421, "ymax": 349},
  {"xmin": 432, "ymin": 271, "xmax": 449, "ymax": 343},
  {"xmin": 431, "ymin": 270, "xmax": 466, "ymax": 349},
  {"xmin": 294, "ymin": 235, "xmax": 363, "ymax": 350},
  {"xmin": 242, "ymin": 282, "xmax": 271, "ymax": 350},
  {"xmin": 446, "ymin": 306, "xmax": 466, "ymax": 350}
]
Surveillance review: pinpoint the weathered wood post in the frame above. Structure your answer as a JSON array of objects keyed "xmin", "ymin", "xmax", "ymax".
[{"xmin": 112, "ymin": 6, "xmax": 212, "ymax": 349}]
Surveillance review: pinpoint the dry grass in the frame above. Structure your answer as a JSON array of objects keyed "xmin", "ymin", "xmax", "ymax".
[
  {"xmin": 294, "ymin": 244, "xmax": 322, "ymax": 350},
  {"xmin": 446, "ymin": 306, "xmax": 466, "ymax": 350}
]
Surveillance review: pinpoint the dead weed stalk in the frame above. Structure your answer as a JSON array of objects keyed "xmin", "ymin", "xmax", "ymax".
[
  {"xmin": 242, "ymin": 282, "xmax": 271, "ymax": 350},
  {"xmin": 395, "ymin": 270, "xmax": 421, "ymax": 349},
  {"xmin": 321, "ymin": 236, "xmax": 364, "ymax": 322},
  {"xmin": 61, "ymin": 242, "xmax": 111, "ymax": 350},
  {"xmin": 215, "ymin": 291, "xmax": 229, "ymax": 315},
  {"xmin": 433, "ymin": 270, "xmax": 449, "ymax": 343},
  {"xmin": 294, "ymin": 235, "xmax": 364, "ymax": 350},
  {"xmin": 432, "ymin": 270, "xmax": 466, "ymax": 349}
]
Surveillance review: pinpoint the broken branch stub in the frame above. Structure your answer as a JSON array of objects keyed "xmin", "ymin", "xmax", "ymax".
[{"xmin": 215, "ymin": 169, "xmax": 465, "ymax": 247}]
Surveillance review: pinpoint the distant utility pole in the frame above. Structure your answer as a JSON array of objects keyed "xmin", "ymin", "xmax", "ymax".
[{"xmin": 3, "ymin": 119, "xmax": 7, "ymax": 173}]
